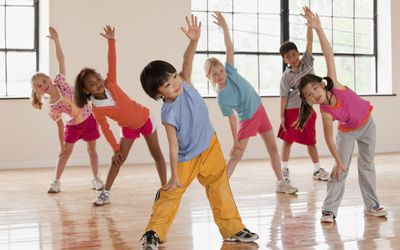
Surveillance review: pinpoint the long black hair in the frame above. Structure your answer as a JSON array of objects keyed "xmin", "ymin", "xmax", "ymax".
[{"xmin": 296, "ymin": 74, "xmax": 334, "ymax": 130}]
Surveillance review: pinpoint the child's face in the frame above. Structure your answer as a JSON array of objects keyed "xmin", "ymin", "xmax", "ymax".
[
  {"xmin": 83, "ymin": 73, "xmax": 105, "ymax": 98},
  {"xmin": 32, "ymin": 75, "xmax": 52, "ymax": 95},
  {"xmin": 207, "ymin": 64, "xmax": 226, "ymax": 87},
  {"xmin": 283, "ymin": 50, "xmax": 301, "ymax": 68},
  {"xmin": 301, "ymin": 82, "xmax": 327, "ymax": 105},
  {"xmin": 157, "ymin": 72, "xmax": 183, "ymax": 101}
]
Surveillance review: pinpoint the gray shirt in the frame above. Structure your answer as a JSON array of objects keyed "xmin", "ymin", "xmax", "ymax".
[{"xmin": 280, "ymin": 52, "xmax": 314, "ymax": 109}]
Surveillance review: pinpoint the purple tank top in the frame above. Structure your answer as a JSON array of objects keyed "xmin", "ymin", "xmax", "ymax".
[{"xmin": 320, "ymin": 87, "xmax": 373, "ymax": 131}]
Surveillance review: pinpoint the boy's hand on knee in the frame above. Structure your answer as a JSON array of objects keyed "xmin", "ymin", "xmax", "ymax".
[{"xmin": 162, "ymin": 176, "xmax": 183, "ymax": 192}]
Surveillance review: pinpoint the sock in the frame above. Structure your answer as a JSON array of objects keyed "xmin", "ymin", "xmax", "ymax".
[
  {"xmin": 314, "ymin": 162, "xmax": 321, "ymax": 172},
  {"xmin": 281, "ymin": 161, "xmax": 289, "ymax": 170}
]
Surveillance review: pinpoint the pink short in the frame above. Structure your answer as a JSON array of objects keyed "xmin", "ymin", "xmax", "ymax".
[
  {"xmin": 64, "ymin": 114, "xmax": 100, "ymax": 143},
  {"xmin": 121, "ymin": 114, "xmax": 156, "ymax": 141},
  {"xmin": 237, "ymin": 104, "xmax": 273, "ymax": 140},
  {"xmin": 277, "ymin": 108, "xmax": 316, "ymax": 145}
]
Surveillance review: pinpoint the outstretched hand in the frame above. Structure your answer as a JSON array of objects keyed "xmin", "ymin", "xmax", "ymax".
[
  {"xmin": 100, "ymin": 25, "xmax": 115, "ymax": 39},
  {"xmin": 301, "ymin": 6, "xmax": 321, "ymax": 30},
  {"xmin": 47, "ymin": 26, "xmax": 59, "ymax": 40},
  {"xmin": 181, "ymin": 14, "xmax": 201, "ymax": 41},
  {"xmin": 212, "ymin": 11, "xmax": 228, "ymax": 28}
]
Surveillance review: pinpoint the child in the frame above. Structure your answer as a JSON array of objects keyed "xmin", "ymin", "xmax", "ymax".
[
  {"xmin": 139, "ymin": 15, "xmax": 258, "ymax": 249},
  {"xmin": 278, "ymin": 7, "xmax": 328, "ymax": 182},
  {"xmin": 204, "ymin": 12, "xmax": 297, "ymax": 194},
  {"xmin": 74, "ymin": 26, "xmax": 167, "ymax": 206},
  {"xmin": 298, "ymin": 8, "xmax": 387, "ymax": 223},
  {"xmin": 31, "ymin": 27, "xmax": 104, "ymax": 193}
]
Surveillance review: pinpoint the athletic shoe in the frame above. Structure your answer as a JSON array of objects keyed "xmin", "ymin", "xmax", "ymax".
[
  {"xmin": 320, "ymin": 211, "xmax": 335, "ymax": 223},
  {"xmin": 364, "ymin": 205, "xmax": 387, "ymax": 217},
  {"xmin": 48, "ymin": 180, "xmax": 60, "ymax": 193},
  {"xmin": 276, "ymin": 179, "xmax": 298, "ymax": 194},
  {"xmin": 313, "ymin": 168, "xmax": 329, "ymax": 181},
  {"xmin": 93, "ymin": 190, "xmax": 111, "ymax": 206},
  {"xmin": 224, "ymin": 228, "xmax": 259, "ymax": 243},
  {"xmin": 141, "ymin": 230, "xmax": 160, "ymax": 250}
]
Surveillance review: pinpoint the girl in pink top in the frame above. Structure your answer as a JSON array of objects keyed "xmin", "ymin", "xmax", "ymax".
[
  {"xmin": 31, "ymin": 27, "xmax": 104, "ymax": 193},
  {"xmin": 74, "ymin": 26, "xmax": 167, "ymax": 206},
  {"xmin": 296, "ymin": 9, "xmax": 386, "ymax": 223}
]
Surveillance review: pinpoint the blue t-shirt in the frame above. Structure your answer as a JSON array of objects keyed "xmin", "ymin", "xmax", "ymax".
[
  {"xmin": 161, "ymin": 82, "xmax": 215, "ymax": 162},
  {"xmin": 217, "ymin": 63, "xmax": 261, "ymax": 121}
]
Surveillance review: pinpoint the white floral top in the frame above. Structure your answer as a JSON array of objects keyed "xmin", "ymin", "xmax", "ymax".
[{"xmin": 48, "ymin": 74, "xmax": 92, "ymax": 125}]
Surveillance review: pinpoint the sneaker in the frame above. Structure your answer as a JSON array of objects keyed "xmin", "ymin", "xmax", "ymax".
[
  {"xmin": 224, "ymin": 228, "xmax": 259, "ymax": 243},
  {"xmin": 48, "ymin": 180, "xmax": 60, "ymax": 193},
  {"xmin": 282, "ymin": 167, "xmax": 290, "ymax": 181},
  {"xmin": 313, "ymin": 168, "xmax": 329, "ymax": 181},
  {"xmin": 276, "ymin": 179, "xmax": 298, "ymax": 194},
  {"xmin": 93, "ymin": 190, "xmax": 111, "ymax": 206},
  {"xmin": 320, "ymin": 211, "xmax": 335, "ymax": 223},
  {"xmin": 91, "ymin": 175, "xmax": 104, "ymax": 190},
  {"xmin": 364, "ymin": 205, "xmax": 387, "ymax": 217},
  {"xmin": 141, "ymin": 230, "xmax": 160, "ymax": 250}
]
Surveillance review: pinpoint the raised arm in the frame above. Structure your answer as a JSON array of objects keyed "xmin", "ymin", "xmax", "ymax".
[
  {"xmin": 304, "ymin": 7, "xmax": 313, "ymax": 55},
  {"xmin": 48, "ymin": 27, "xmax": 65, "ymax": 76},
  {"xmin": 302, "ymin": 8, "xmax": 340, "ymax": 86},
  {"xmin": 179, "ymin": 15, "xmax": 201, "ymax": 85},
  {"xmin": 213, "ymin": 11, "xmax": 234, "ymax": 65},
  {"xmin": 100, "ymin": 25, "xmax": 117, "ymax": 83}
]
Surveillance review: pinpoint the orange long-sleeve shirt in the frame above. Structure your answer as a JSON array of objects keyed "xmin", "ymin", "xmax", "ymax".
[{"xmin": 93, "ymin": 39, "xmax": 149, "ymax": 152}]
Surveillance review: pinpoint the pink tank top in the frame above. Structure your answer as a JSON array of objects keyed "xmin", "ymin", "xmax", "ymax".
[{"xmin": 320, "ymin": 87, "xmax": 373, "ymax": 132}]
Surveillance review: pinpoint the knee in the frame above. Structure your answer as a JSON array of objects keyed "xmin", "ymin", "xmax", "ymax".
[
  {"xmin": 59, "ymin": 147, "xmax": 73, "ymax": 159},
  {"xmin": 87, "ymin": 147, "xmax": 97, "ymax": 156},
  {"xmin": 268, "ymin": 144, "xmax": 279, "ymax": 155}
]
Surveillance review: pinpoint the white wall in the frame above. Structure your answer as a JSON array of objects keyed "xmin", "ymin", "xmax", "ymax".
[{"xmin": 0, "ymin": 0, "xmax": 399, "ymax": 169}]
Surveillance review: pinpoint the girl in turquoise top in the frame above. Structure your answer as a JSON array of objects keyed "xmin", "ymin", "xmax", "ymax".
[{"xmin": 204, "ymin": 12, "xmax": 297, "ymax": 194}]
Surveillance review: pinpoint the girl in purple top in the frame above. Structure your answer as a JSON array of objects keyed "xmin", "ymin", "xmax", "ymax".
[
  {"xmin": 296, "ymin": 9, "xmax": 386, "ymax": 223},
  {"xmin": 31, "ymin": 27, "xmax": 103, "ymax": 193}
]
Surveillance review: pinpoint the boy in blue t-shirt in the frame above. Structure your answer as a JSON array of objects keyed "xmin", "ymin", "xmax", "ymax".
[{"xmin": 139, "ymin": 15, "xmax": 258, "ymax": 249}]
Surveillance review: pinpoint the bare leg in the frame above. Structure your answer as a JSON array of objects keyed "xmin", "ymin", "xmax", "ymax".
[
  {"xmin": 144, "ymin": 130, "xmax": 167, "ymax": 185},
  {"xmin": 307, "ymin": 144, "xmax": 320, "ymax": 164},
  {"xmin": 104, "ymin": 138, "xmax": 134, "ymax": 191},
  {"xmin": 226, "ymin": 138, "xmax": 249, "ymax": 178},
  {"xmin": 260, "ymin": 131, "xmax": 284, "ymax": 182},
  {"xmin": 54, "ymin": 143, "xmax": 75, "ymax": 180},
  {"xmin": 86, "ymin": 140, "xmax": 99, "ymax": 177},
  {"xmin": 281, "ymin": 141, "xmax": 292, "ymax": 162}
]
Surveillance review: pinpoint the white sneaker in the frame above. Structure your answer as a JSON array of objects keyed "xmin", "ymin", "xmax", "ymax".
[
  {"xmin": 320, "ymin": 211, "xmax": 335, "ymax": 223},
  {"xmin": 276, "ymin": 179, "xmax": 298, "ymax": 194},
  {"xmin": 91, "ymin": 175, "xmax": 104, "ymax": 190},
  {"xmin": 364, "ymin": 205, "xmax": 387, "ymax": 217},
  {"xmin": 282, "ymin": 167, "xmax": 290, "ymax": 181},
  {"xmin": 313, "ymin": 168, "xmax": 329, "ymax": 181},
  {"xmin": 93, "ymin": 190, "xmax": 111, "ymax": 206},
  {"xmin": 224, "ymin": 228, "xmax": 259, "ymax": 243},
  {"xmin": 48, "ymin": 180, "xmax": 60, "ymax": 193}
]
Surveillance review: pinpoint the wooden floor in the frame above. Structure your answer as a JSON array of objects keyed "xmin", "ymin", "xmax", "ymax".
[{"xmin": 1, "ymin": 154, "xmax": 399, "ymax": 250}]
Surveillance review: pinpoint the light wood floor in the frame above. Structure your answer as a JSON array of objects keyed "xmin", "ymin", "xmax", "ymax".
[{"xmin": 1, "ymin": 154, "xmax": 399, "ymax": 250}]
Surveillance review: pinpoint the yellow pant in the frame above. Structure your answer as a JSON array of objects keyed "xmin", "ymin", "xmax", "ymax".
[{"xmin": 145, "ymin": 134, "xmax": 245, "ymax": 242}]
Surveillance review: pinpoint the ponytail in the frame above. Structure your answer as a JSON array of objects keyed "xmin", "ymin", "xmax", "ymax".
[
  {"xmin": 322, "ymin": 76, "xmax": 333, "ymax": 91},
  {"xmin": 31, "ymin": 89, "xmax": 43, "ymax": 110},
  {"xmin": 295, "ymin": 99, "xmax": 313, "ymax": 130}
]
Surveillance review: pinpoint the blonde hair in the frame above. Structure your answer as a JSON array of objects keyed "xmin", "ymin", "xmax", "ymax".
[
  {"xmin": 204, "ymin": 57, "xmax": 224, "ymax": 90},
  {"xmin": 30, "ymin": 72, "xmax": 49, "ymax": 110}
]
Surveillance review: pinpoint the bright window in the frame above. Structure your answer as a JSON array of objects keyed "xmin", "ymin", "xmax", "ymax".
[{"xmin": 192, "ymin": 0, "xmax": 381, "ymax": 97}]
